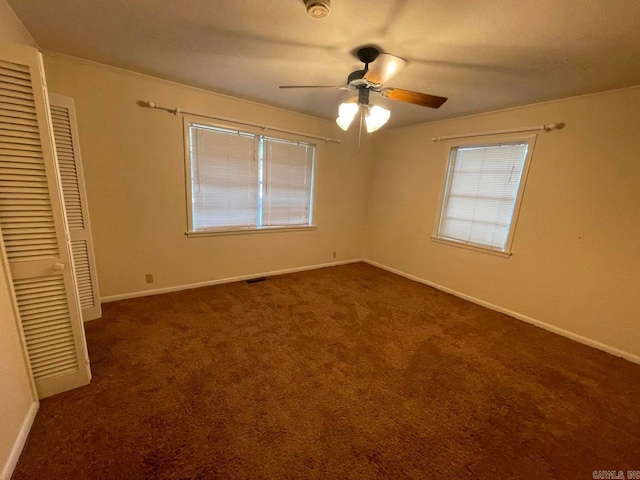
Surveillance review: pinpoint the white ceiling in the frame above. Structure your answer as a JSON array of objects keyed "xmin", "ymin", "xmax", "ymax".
[{"xmin": 8, "ymin": 0, "xmax": 640, "ymax": 128}]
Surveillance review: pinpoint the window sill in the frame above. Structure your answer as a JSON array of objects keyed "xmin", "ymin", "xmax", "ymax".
[
  {"xmin": 186, "ymin": 225, "xmax": 317, "ymax": 238},
  {"xmin": 430, "ymin": 236, "xmax": 512, "ymax": 258}
]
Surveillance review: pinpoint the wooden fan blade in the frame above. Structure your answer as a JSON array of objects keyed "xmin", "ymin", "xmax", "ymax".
[
  {"xmin": 381, "ymin": 88, "xmax": 448, "ymax": 108},
  {"xmin": 363, "ymin": 54, "xmax": 407, "ymax": 84},
  {"xmin": 279, "ymin": 85, "xmax": 344, "ymax": 89}
]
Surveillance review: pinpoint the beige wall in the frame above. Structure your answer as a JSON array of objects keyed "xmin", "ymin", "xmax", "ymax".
[
  {"xmin": 0, "ymin": 1, "xmax": 39, "ymax": 476},
  {"xmin": 0, "ymin": 0, "xmax": 36, "ymax": 47},
  {"xmin": 0, "ymin": 244, "xmax": 36, "ymax": 478},
  {"xmin": 42, "ymin": 53, "xmax": 370, "ymax": 299},
  {"xmin": 365, "ymin": 86, "xmax": 640, "ymax": 359}
]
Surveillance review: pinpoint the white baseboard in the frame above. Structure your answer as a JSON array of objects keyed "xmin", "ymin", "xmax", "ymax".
[
  {"xmin": 363, "ymin": 259, "xmax": 640, "ymax": 365},
  {"xmin": 101, "ymin": 258, "xmax": 363, "ymax": 303},
  {"xmin": 1, "ymin": 400, "xmax": 38, "ymax": 480}
]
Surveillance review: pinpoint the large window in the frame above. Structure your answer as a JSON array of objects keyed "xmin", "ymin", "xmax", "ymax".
[
  {"xmin": 185, "ymin": 121, "xmax": 316, "ymax": 234},
  {"xmin": 434, "ymin": 136, "xmax": 535, "ymax": 255}
]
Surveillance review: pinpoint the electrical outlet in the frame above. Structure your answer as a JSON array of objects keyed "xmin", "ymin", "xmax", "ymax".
[
  {"xmin": 332, "ymin": 251, "xmax": 337, "ymax": 259},
  {"xmin": 145, "ymin": 274, "xmax": 154, "ymax": 284}
]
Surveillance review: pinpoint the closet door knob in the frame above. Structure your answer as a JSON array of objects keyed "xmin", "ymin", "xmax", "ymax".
[{"xmin": 53, "ymin": 263, "xmax": 65, "ymax": 271}]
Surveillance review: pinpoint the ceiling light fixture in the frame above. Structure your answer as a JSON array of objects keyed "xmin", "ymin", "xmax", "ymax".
[
  {"xmin": 336, "ymin": 102, "xmax": 359, "ymax": 131},
  {"xmin": 336, "ymin": 89, "xmax": 391, "ymax": 133},
  {"xmin": 365, "ymin": 105, "xmax": 391, "ymax": 133},
  {"xmin": 304, "ymin": 0, "xmax": 330, "ymax": 19}
]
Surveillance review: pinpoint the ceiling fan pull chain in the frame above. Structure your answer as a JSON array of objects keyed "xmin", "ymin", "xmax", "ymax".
[{"xmin": 358, "ymin": 109, "xmax": 364, "ymax": 152}]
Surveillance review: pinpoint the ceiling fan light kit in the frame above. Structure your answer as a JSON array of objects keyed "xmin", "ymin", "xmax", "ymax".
[
  {"xmin": 304, "ymin": 0, "xmax": 330, "ymax": 19},
  {"xmin": 336, "ymin": 102, "xmax": 391, "ymax": 133}
]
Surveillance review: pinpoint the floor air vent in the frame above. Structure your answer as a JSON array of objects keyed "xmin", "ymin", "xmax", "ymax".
[{"xmin": 246, "ymin": 277, "xmax": 267, "ymax": 284}]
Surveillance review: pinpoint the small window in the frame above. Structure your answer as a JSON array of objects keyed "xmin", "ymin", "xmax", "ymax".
[
  {"xmin": 185, "ymin": 121, "xmax": 316, "ymax": 235},
  {"xmin": 434, "ymin": 136, "xmax": 535, "ymax": 255}
]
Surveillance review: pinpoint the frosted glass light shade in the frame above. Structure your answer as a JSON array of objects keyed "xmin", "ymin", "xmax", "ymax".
[
  {"xmin": 336, "ymin": 102, "xmax": 359, "ymax": 131},
  {"xmin": 365, "ymin": 105, "xmax": 390, "ymax": 133}
]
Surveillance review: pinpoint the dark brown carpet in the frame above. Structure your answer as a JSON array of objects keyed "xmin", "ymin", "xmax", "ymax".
[{"xmin": 13, "ymin": 263, "xmax": 640, "ymax": 479}]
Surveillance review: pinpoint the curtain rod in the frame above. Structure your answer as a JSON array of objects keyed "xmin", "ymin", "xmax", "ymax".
[
  {"xmin": 141, "ymin": 101, "xmax": 341, "ymax": 144},
  {"xmin": 431, "ymin": 123, "xmax": 561, "ymax": 142}
]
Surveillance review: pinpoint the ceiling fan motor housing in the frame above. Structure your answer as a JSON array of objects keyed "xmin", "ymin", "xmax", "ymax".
[
  {"xmin": 357, "ymin": 87, "xmax": 370, "ymax": 106},
  {"xmin": 304, "ymin": 0, "xmax": 330, "ymax": 18}
]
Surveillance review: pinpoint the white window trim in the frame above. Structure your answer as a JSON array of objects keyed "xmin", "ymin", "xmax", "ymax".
[
  {"xmin": 431, "ymin": 132, "xmax": 538, "ymax": 257},
  {"xmin": 185, "ymin": 225, "xmax": 316, "ymax": 238},
  {"xmin": 183, "ymin": 116, "xmax": 318, "ymax": 236}
]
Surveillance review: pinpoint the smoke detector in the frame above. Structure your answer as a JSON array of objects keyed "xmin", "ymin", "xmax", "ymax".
[{"xmin": 304, "ymin": 0, "xmax": 330, "ymax": 19}]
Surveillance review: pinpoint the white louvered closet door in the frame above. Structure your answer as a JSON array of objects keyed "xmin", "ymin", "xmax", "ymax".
[
  {"xmin": 0, "ymin": 43, "xmax": 91, "ymax": 398},
  {"xmin": 48, "ymin": 93, "xmax": 101, "ymax": 321}
]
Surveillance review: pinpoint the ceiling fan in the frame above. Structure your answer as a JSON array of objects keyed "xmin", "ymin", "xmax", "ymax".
[{"xmin": 280, "ymin": 46, "xmax": 448, "ymax": 133}]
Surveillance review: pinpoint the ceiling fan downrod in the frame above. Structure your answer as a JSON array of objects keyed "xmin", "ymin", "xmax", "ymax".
[{"xmin": 347, "ymin": 48, "xmax": 381, "ymax": 89}]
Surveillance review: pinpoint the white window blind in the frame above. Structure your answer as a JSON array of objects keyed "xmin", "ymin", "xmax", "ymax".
[
  {"xmin": 187, "ymin": 123, "xmax": 315, "ymax": 233},
  {"xmin": 190, "ymin": 125, "xmax": 258, "ymax": 230},
  {"xmin": 437, "ymin": 141, "xmax": 532, "ymax": 252},
  {"xmin": 262, "ymin": 138, "xmax": 314, "ymax": 227}
]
